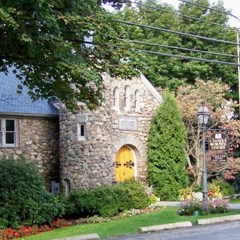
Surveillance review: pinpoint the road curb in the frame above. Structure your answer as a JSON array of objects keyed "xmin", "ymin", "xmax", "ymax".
[
  {"xmin": 139, "ymin": 221, "xmax": 192, "ymax": 233},
  {"xmin": 53, "ymin": 233, "xmax": 100, "ymax": 240},
  {"xmin": 197, "ymin": 214, "xmax": 240, "ymax": 225}
]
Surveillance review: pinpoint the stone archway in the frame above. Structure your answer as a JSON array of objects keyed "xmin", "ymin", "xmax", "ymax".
[{"xmin": 112, "ymin": 136, "xmax": 147, "ymax": 182}]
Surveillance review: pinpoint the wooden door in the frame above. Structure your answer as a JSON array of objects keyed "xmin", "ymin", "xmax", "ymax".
[{"xmin": 115, "ymin": 146, "xmax": 134, "ymax": 182}]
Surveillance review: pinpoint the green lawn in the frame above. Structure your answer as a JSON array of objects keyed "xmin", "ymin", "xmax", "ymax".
[
  {"xmin": 22, "ymin": 207, "xmax": 240, "ymax": 240},
  {"xmin": 230, "ymin": 198, "xmax": 240, "ymax": 204}
]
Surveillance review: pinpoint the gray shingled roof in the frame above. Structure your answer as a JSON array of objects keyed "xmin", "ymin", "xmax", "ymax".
[{"xmin": 0, "ymin": 70, "xmax": 59, "ymax": 117}]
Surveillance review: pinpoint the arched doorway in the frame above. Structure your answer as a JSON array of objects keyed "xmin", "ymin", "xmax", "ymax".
[{"xmin": 115, "ymin": 146, "xmax": 135, "ymax": 182}]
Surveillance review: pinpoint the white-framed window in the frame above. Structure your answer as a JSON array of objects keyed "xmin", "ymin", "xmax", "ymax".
[
  {"xmin": 113, "ymin": 87, "xmax": 120, "ymax": 110},
  {"xmin": 0, "ymin": 118, "xmax": 18, "ymax": 147},
  {"xmin": 135, "ymin": 90, "xmax": 140, "ymax": 112},
  {"xmin": 124, "ymin": 85, "xmax": 130, "ymax": 111},
  {"xmin": 77, "ymin": 123, "xmax": 86, "ymax": 141}
]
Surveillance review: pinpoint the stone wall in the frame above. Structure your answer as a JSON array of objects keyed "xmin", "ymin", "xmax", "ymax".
[
  {"xmin": 60, "ymin": 74, "xmax": 162, "ymax": 190},
  {"xmin": 0, "ymin": 116, "xmax": 59, "ymax": 187}
]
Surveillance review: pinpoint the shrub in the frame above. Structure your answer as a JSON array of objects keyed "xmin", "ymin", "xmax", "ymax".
[
  {"xmin": 179, "ymin": 188, "xmax": 192, "ymax": 200},
  {"xmin": 0, "ymin": 156, "xmax": 64, "ymax": 229},
  {"xmin": 212, "ymin": 179, "xmax": 234, "ymax": 197},
  {"xmin": 148, "ymin": 194, "xmax": 158, "ymax": 204},
  {"xmin": 208, "ymin": 183, "xmax": 222, "ymax": 199},
  {"xmin": 68, "ymin": 179, "xmax": 149, "ymax": 218},
  {"xmin": 116, "ymin": 179, "xmax": 149, "ymax": 210},
  {"xmin": 69, "ymin": 186, "xmax": 119, "ymax": 217},
  {"xmin": 147, "ymin": 92, "xmax": 189, "ymax": 201}
]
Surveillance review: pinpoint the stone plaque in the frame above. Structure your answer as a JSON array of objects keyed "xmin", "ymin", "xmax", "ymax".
[
  {"xmin": 76, "ymin": 114, "xmax": 88, "ymax": 123},
  {"xmin": 119, "ymin": 117, "xmax": 138, "ymax": 131}
]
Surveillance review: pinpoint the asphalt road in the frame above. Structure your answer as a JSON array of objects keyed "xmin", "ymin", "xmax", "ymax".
[{"xmin": 107, "ymin": 221, "xmax": 240, "ymax": 240}]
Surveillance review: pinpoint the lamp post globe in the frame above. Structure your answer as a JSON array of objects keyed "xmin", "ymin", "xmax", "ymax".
[{"xmin": 197, "ymin": 102, "xmax": 210, "ymax": 209}]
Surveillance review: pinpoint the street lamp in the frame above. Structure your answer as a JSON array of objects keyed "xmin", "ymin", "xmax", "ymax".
[{"xmin": 197, "ymin": 102, "xmax": 210, "ymax": 209}]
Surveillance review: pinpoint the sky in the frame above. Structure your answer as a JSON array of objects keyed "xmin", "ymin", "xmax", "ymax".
[{"xmin": 164, "ymin": 0, "xmax": 240, "ymax": 28}]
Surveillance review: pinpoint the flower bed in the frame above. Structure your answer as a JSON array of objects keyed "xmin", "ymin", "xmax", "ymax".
[
  {"xmin": 178, "ymin": 186, "xmax": 230, "ymax": 216},
  {"xmin": 0, "ymin": 218, "xmax": 70, "ymax": 240},
  {"xmin": 179, "ymin": 198, "xmax": 230, "ymax": 216}
]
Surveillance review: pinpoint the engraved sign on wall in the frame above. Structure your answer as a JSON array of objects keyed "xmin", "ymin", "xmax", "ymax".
[{"xmin": 119, "ymin": 116, "xmax": 138, "ymax": 131}]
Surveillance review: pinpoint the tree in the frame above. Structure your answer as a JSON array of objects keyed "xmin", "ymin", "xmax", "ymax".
[
  {"xmin": 0, "ymin": 0, "xmax": 138, "ymax": 109},
  {"xmin": 117, "ymin": 0, "xmax": 237, "ymax": 98},
  {"xmin": 147, "ymin": 92, "xmax": 189, "ymax": 200},
  {"xmin": 176, "ymin": 79, "xmax": 240, "ymax": 187}
]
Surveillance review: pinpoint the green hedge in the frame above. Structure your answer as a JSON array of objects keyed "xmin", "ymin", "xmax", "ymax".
[
  {"xmin": 0, "ymin": 157, "xmax": 64, "ymax": 229},
  {"xmin": 68, "ymin": 179, "xmax": 149, "ymax": 217}
]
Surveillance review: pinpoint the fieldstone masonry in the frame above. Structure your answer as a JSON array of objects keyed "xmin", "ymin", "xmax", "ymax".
[
  {"xmin": 0, "ymin": 117, "xmax": 59, "ymax": 187},
  {"xmin": 60, "ymin": 74, "xmax": 162, "ymax": 191}
]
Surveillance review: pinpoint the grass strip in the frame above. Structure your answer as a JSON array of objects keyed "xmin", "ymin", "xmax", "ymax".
[{"xmin": 23, "ymin": 207, "xmax": 240, "ymax": 240}]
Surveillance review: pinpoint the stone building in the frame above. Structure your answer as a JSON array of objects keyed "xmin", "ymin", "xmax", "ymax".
[
  {"xmin": 0, "ymin": 71, "xmax": 162, "ymax": 192},
  {"xmin": 0, "ymin": 72, "xmax": 59, "ymax": 187},
  {"xmin": 60, "ymin": 73, "xmax": 162, "ymax": 193}
]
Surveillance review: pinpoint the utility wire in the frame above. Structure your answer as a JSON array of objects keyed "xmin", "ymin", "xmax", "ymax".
[
  {"xmin": 125, "ymin": 39, "xmax": 237, "ymax": 58},
  {"xmin": 103, "ymin": 1, "xmax": 239, "ymax": 66},
  {"xmin": 178, "ymin": 0, "xmax": 240, "ymax": 21},
  {"xmin": 83, "ymin": 41, "xmax": 238, "ymax": 66},
  {"xmin": 133, "ymin": 48, "xmax": 239, "ymax": 66},
  {"xmin": 115, "ymin": 19, "xmax": 238, "ymax": 46},
  {"xmin": 132, "ymin": 1, "xmax": 231, "ymax": 30}
]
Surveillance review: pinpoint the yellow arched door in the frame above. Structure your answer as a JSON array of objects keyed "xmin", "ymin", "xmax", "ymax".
[{"xmin": 115, "ymin": 146, "xmax": 134, "ymax": 182}]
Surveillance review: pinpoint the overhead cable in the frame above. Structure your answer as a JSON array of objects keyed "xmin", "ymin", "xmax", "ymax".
[
  {"xmin": 132, "ymin": 48, "xmax": 239, "ymax": 66},
  {"xmin": 178, "ymin": 0, "xmax": 240, "ymax": 20},
  {"xmin": 82, "ymin": 41, "xmax": 238, "ymax": 66},
  {"xmin": 125, "ymin": 39, "xmax": 237, "ymax": 58},
  {"xmin": 115, "ymin": 19, "xmax": 238, "ymax": 46},
  {"xmin": 132, "ymin": 1, "xmax": 231, "ymax": 30}
]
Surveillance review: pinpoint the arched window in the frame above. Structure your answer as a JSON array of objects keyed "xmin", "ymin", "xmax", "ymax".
[
  {"xmin": 113, "ymin": 87, "xmax": 119, "ymax": 109},
  {"xmin": 135, "ymin": 90, "xmax": 140, "ymax": 111},
  {"xmin": 124, "ymin": 86, "xmax": 130, "ymax": 110}
]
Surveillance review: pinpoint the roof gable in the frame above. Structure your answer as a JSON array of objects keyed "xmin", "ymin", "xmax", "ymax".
[{"xmin": 138, "ymin": 72, "xmax": 163, "ymax": 103}]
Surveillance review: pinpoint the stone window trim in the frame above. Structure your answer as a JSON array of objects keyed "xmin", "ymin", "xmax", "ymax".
[
  {"xmin": 77, "ymin": 123, "xmax": 86, "ymax": 141},
  {"xmin": 0, "ymin": 118, "xmax": 18, "ymax": 147},
  {"xmin": 135, "ymin": 89, "xmax": 140, "ymax": 112},
  {"xmin": 113, "ymin": 87, "xmax": 120, "ymax": 110},
  {"xmin": 124, "ymin": 85, "xmax": 130, "ymax": 111}
]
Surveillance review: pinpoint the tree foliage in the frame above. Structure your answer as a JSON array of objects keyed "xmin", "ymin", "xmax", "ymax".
[
  {"xmin": 147, "ymin": 92, "xmax": 189, "ymax": 200},
  {"xmin": 176, "ymin": 79, "xmax": 240, "ymax": 186},
  {"xmin": 117, "ymin": 0, "xmax": 237, "ymax": 98},
  {"xmin": 0, "ymin": 0, "xmax": 139, "ymax": 109}
]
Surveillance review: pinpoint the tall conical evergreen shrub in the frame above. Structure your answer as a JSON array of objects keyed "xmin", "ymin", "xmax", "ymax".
[{"xmin": 147, "ymin": 92, "xmax": 189, "ymax": 200}]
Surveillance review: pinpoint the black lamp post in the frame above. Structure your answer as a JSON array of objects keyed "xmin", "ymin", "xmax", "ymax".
[{"xmin": 197, "ymin": 102, "xmax": 210, "ymax": 209}]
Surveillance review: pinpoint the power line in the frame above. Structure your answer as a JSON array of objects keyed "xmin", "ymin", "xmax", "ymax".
[
  {"xmin": 131, "ymin": 48, "xmax": 239, "ymax": 66},
  {"xmin": 132, "ymin": 1, "xmax": 231, "ymax": 30},
  {"xmin": 82, "ymin": 41, "xmax": 238, "ymax": 66},
  {"xmin": 178, "ymin": 0, "xmax": 240, "ymax": 21},
  {"xmin": 125, "ymin": 39, "xmax": 237, "ymax": 58},
  {"xmin": 115, "ymin": 19, "xmax": 238, "ymax": 46}
]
